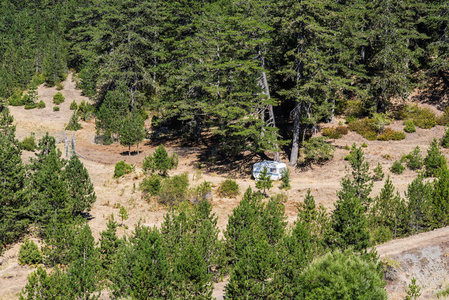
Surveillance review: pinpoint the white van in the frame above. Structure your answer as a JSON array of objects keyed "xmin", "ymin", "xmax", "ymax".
[{"xmin": 253, "ymin": 161, "xmax": 287, "ymax": 180}]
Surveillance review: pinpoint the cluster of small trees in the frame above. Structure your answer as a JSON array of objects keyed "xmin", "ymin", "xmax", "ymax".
[{"xmin": 0, "ymin": 105, "xmax": 96, "ymax": 254}]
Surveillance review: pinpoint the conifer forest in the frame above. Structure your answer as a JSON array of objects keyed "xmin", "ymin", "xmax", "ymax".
[{"xmin": 2, "ymin": 0, "xmax": 449, "ymax": 299}]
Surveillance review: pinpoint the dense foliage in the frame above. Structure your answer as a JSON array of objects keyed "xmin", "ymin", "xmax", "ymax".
[{"xmin": 2, "ymin": 0, "xmax": 448, "ymax": 165}]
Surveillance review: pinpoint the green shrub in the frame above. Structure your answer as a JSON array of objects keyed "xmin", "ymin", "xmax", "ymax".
[
  {"xmin": 142, "ymin": 145, "xmax": 178, "ymax": 177},
  {"xmin": 377, "ymin": 128, "xmax": 395, "ymax": 141},
  {"xmin": 280, "ymin": 168, "xmax": 291, "ymax": 190},
  {"xmin": 344, "ymin": 100, "xmax": 364, "ymax": 117},
  {"xmin": 158, "ymin": 173, "xmax": 189, "ymax": 205},
  {"xmin": 371, "ymin": 226, "xmax": 392, "ymax": 244},
  {"xmin": 348, "ymin": 118, "xmax": 378, "ymax": 140},
  {"xmin": 372, "ymin": 112, "xmax": 392, "ymax": 133},
  {"xmin": 65, "ymin": 112, "xmax": 82, "ymax": 131},
  {"xmin": 322, "ymin": 126, "xmax": 349, "ymax": 139},
  {"xmin": 406, "ymin": 146, "xmax": 423, "ymax": 170},
  {"xmin": 303, "ymin": 136, "xmax": 336, "ymax": 163},
  {"xmin": 53, "ymin": 106, "xmax": 60, "ymax": 111},
  {"xmin": 37, "ymin": 100, "xmax": 45, "ymax": 109},
  {"xmin": 140, "ymin": 174, "xmax": 162, "ymax": 198},
  {"xmin": 373, "ymin": 162, "xmax": 384, "ymax": 181},
  {"xmin": 361, "ymin": 142, "xmax": 368, "ymax": 148},
  {"xmin": 396, "ymin": 105, "xmax": 436, "ymax": 129},
  {"xmin": 70, "ymin": 100, "xmax": 78, "ymax": 110},
  {"xmin": 217, "ymin": 179, "xmax": 240, "ymax": 198},
  {"xmin": 191, "ymin": 181, "xmax": 213, "ymax": 202},
  {"xmin": 24, "ymin": 103, "xmax": 38, "ymax": 110},
  {"xmin": 18, "ymin": 238, "xmax": 42, "ymax": 265},
  {"xmin": 391, "ymin": 131, "xmax": 406, "ymax": 140},
  {"xmin": 345, "ymin": 115, "xmax": 357, "ymax": 124},
  {"xmin": 441, "ymin": 127, "xmax": 449, "ymax": 148},
  {"xmin": 114, "ymin": 161, "xmax": 133, "ymax": 178},
  {"xmin": 424, "ymin": 138, "xmax": 447, "ymax": 177},
  {"xmin": 390, "ymin": 161, "xmax": 405, "ymax": 174},
  {"xmin": 299, "ymin": 250, "xmax": 387, "ymax": 300},
  {"xmin": 437, "ymin": 107, "xmax": 449, "ymax": 126},
  {"xmin": 52, "ymin": 92, "xmax": 65, "ymax": 105},
  {"xmin": 21, "ymin": 135, "xmax": 36, "ymax": 151},
  {"xmin": 404, "ymin": 120, "xmax": 416, "ymax": 133},
  {"xmin": 77, "ymin": 100, "xmax": 94, "ymax": 121},
  {"xmin": 31, "ymin": 73, "xmax": 45, "ymax": 86},
  {"xmin": 8, "ymin": 90, "xmax": 24, "ymax": 106},
  {"xmin": 55, "ymin": 82, "xmax": 64, "ymax": 90}
]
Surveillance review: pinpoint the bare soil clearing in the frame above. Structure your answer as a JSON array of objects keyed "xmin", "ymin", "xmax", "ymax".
[{"xmin": 2, "ymin": 74, "xmax": 449, "ymax": 299}]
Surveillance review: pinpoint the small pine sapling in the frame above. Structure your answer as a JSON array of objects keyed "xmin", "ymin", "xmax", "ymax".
[
  {"xmin": 65, "ymin": 112, "xmax": 82, "ymax": 131},
  {"xmin": 404, "ymin": 278, "xmax": 421, "ymax": 300},
  {"xmin": 441, "ymin": 127, "xmax": 449, "ymax": 148},
  {"xmin": 70, "ymin": 100, "xmax": 78, "ymax": 110},
  {"xmin": 424, "ymin": 138, "xmax": 447, "ymax": 177},
  {"xmin": 142, "ymin": 144, "xmax": 178, "ymax": 177},
  {"xmin": 390, "ymin": 161, "xmax": 405, "ymax": 174},
  {"xmin": 406, "ymin": 146, "xmax": 423, "ymax": 170},
  {"xmin": 118, "ymin": 206, "xmax": 129, "ymax": 226},
  {"xmin": 280, "ymin": 168, "xmax": 291, "ymax": 190},
  {"xmin": 18, "ymin": 238, "xmax": 42, "ymax": 265},
  {"xmin": 404, "ymin": 120, "xmax": 416, "ymax": 133},
  {"xmin": 255, "ymin": 167, "xmax": 272, "ymax": 196},
  {"xmin": 373, "ymin": 162, "xmax": 384, "ymax": 181}
]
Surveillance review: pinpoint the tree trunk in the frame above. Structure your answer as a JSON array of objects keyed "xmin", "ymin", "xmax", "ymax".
[{"xmin": 289, "ymin": 102, "xmax": 301, "ymax": 166}]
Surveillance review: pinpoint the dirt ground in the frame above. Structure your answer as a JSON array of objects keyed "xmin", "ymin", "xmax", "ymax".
[{"xmin": 2, "ymin": 74, "xmax": 449, "ymax": 299}]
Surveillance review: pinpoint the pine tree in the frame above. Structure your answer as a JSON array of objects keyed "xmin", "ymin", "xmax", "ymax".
[
  {"xmin": 225, "ymin": 231, "xmax": 276, "ymax": 299},
  {"xmin": 424, "ymin": 138, "xmax": 447, "ymax": 177},
  {"xmin": 406, "ymin": 175, "xmax": 432, "ymax": 234},
  {"xmin": 99, "ymin": 214, "xmax": 120, "ymax": 273},
  {"xmin": 142, "ymin": 144, "xmax": 178, "ymax": 177},
  {"xmin": 255, "ymin": 167, "xmax": 272, "ymax": 196},
  {"xmin": 0, "ymin": 125, "xmax": 28, "ymax": 251},
  {"xmin": 67, "ymin": 223, "xmax": 100, "ymax": 299},
  {"xmin": 430, "ymin": 167, "xmax": 449, "ymax": 229},
  {"xmin": 119, "ymin": 113, "xmax": 145, "ymax": 155},
  {"xmin": 338, "ymin": 144, "xmax": 373, "ymax": 210},
  {"xmin": 63, "ymin": 155, "xmax": 96, "ymax": 216},
  {"xmin": 20, "ymin": 266, "xmax": 69, "ymax": 300}
]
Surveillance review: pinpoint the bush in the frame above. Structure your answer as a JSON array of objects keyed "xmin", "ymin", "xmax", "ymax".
[
  {"xmin": 371, "ymin": 226, "xmax": 392, "ymax": 244},
  {"xmin": 140, "ymin": 174, "xmax": 162, "ymax": 198},
  {"xmin": 361, "ymin": 142, "xmax": 368, "ymax": 148},
  {"xmin": 55, "ymin": 82, "xmax": 64, "ymax": 90},
  {"xmin": 217, "ymin": 179, "xmax": 240, "ymax": 198},
  {"xmin": 424, "ymin": 138, "xmax": 447, "ymax": 177},
  {"xmin": 437, "ymin": 107, "xmax": 449, "ymax": 126},
  {"xmin": 53, "ymin": 106, "xmax": 60, "ymax": 111},
  {"xmin": 303, "ymin": 136, "xmax": 336, "ymax": 163},
  {"xmin": 391, "ymin": 131, "xmax": 406, "ymax": 140},
  {"xmin": 299, "ymin": 250, "xmax": 387, "ymax": 300},
  {"xmin": 390, "ymin": 161, "xmax": 405, "ymax": 174},
  {"xmin": 373, "ymin": 162, "xmax": 384, "ymax": 181},
  {"xmin": 322, "ymin": 126, "xmax": 348, "ymax": 139},
  {"xmin": 18, "ymin": 238, "xmax": 42, "ymax": 265},
  {"xmin": 406, "ymin": 146, "xmax": 423, "ymax": 170},
  {"xmin": 70, "ymin": 100, "xmax": 78, "ymax": 110},
  {"xmin": 8, "ymin": 90, "xmax": 24, "ymax": 106},
  {"xmin": 21, "ymin": 135, "xmax": 36, "ymax": 151},
  {"xmin": 114, "ymin": 161, "xmax": 133, "ymax": 178},
  {"xmin": 404, "ymin": 120, "xmax": 416, "ymax": 133},
  {"xmin": 191, "ymin": 181, "xmax": 213, "ymax": 202},
  {"xmin": 158, "ymin": 173, "xmax": 189, "ymax": 205},
  {"xmin": 345, "ymin": 115, "xmax": 357, "ymax": 124},
  {"xmin": 77, "ymin": 100, "xmax": 94, "ymax": 121},
  {"xmin": 142, "ymin": 145, "xmax": 178, "ymax": 177},
  {"xmin": 280, "ymin": 168, "xmax": 291, "ymax": 190},
  {"xmin": 377, "ymin": 128, "xmax": 395, "ymax": 141},
  {"xmin": 65, "ymin": 112, "xmax": 82, "ymax": 131},
  {"xmin": 441, "ymin": 127, "xmax": 449, "ymax": 148},
  {"xmin": 37, "ymin": 100, "xmax": 45, "ymax": 109},
  {"xmin": 396, "ymin": 105, "xmax": 436, "ymax": 129},
  {"xmin": 343, "ymin": 100, "xmax": 364, "ymax": 117},
  {"xmin": 24, "ymin": 103, "xmax": 38, "ymax": 110},
  {"xmin": 52, "ymin": 92, "xmax": 65, "ymax": 105},
  {"xmin": 348, "ymin": 118, "xmax": 378, "ymax": 140}
]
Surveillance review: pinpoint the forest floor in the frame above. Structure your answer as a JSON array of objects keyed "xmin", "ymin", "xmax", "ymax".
[{"xmin": 2, "ymin": 73, "xmax": 449, "ymax": 299}]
